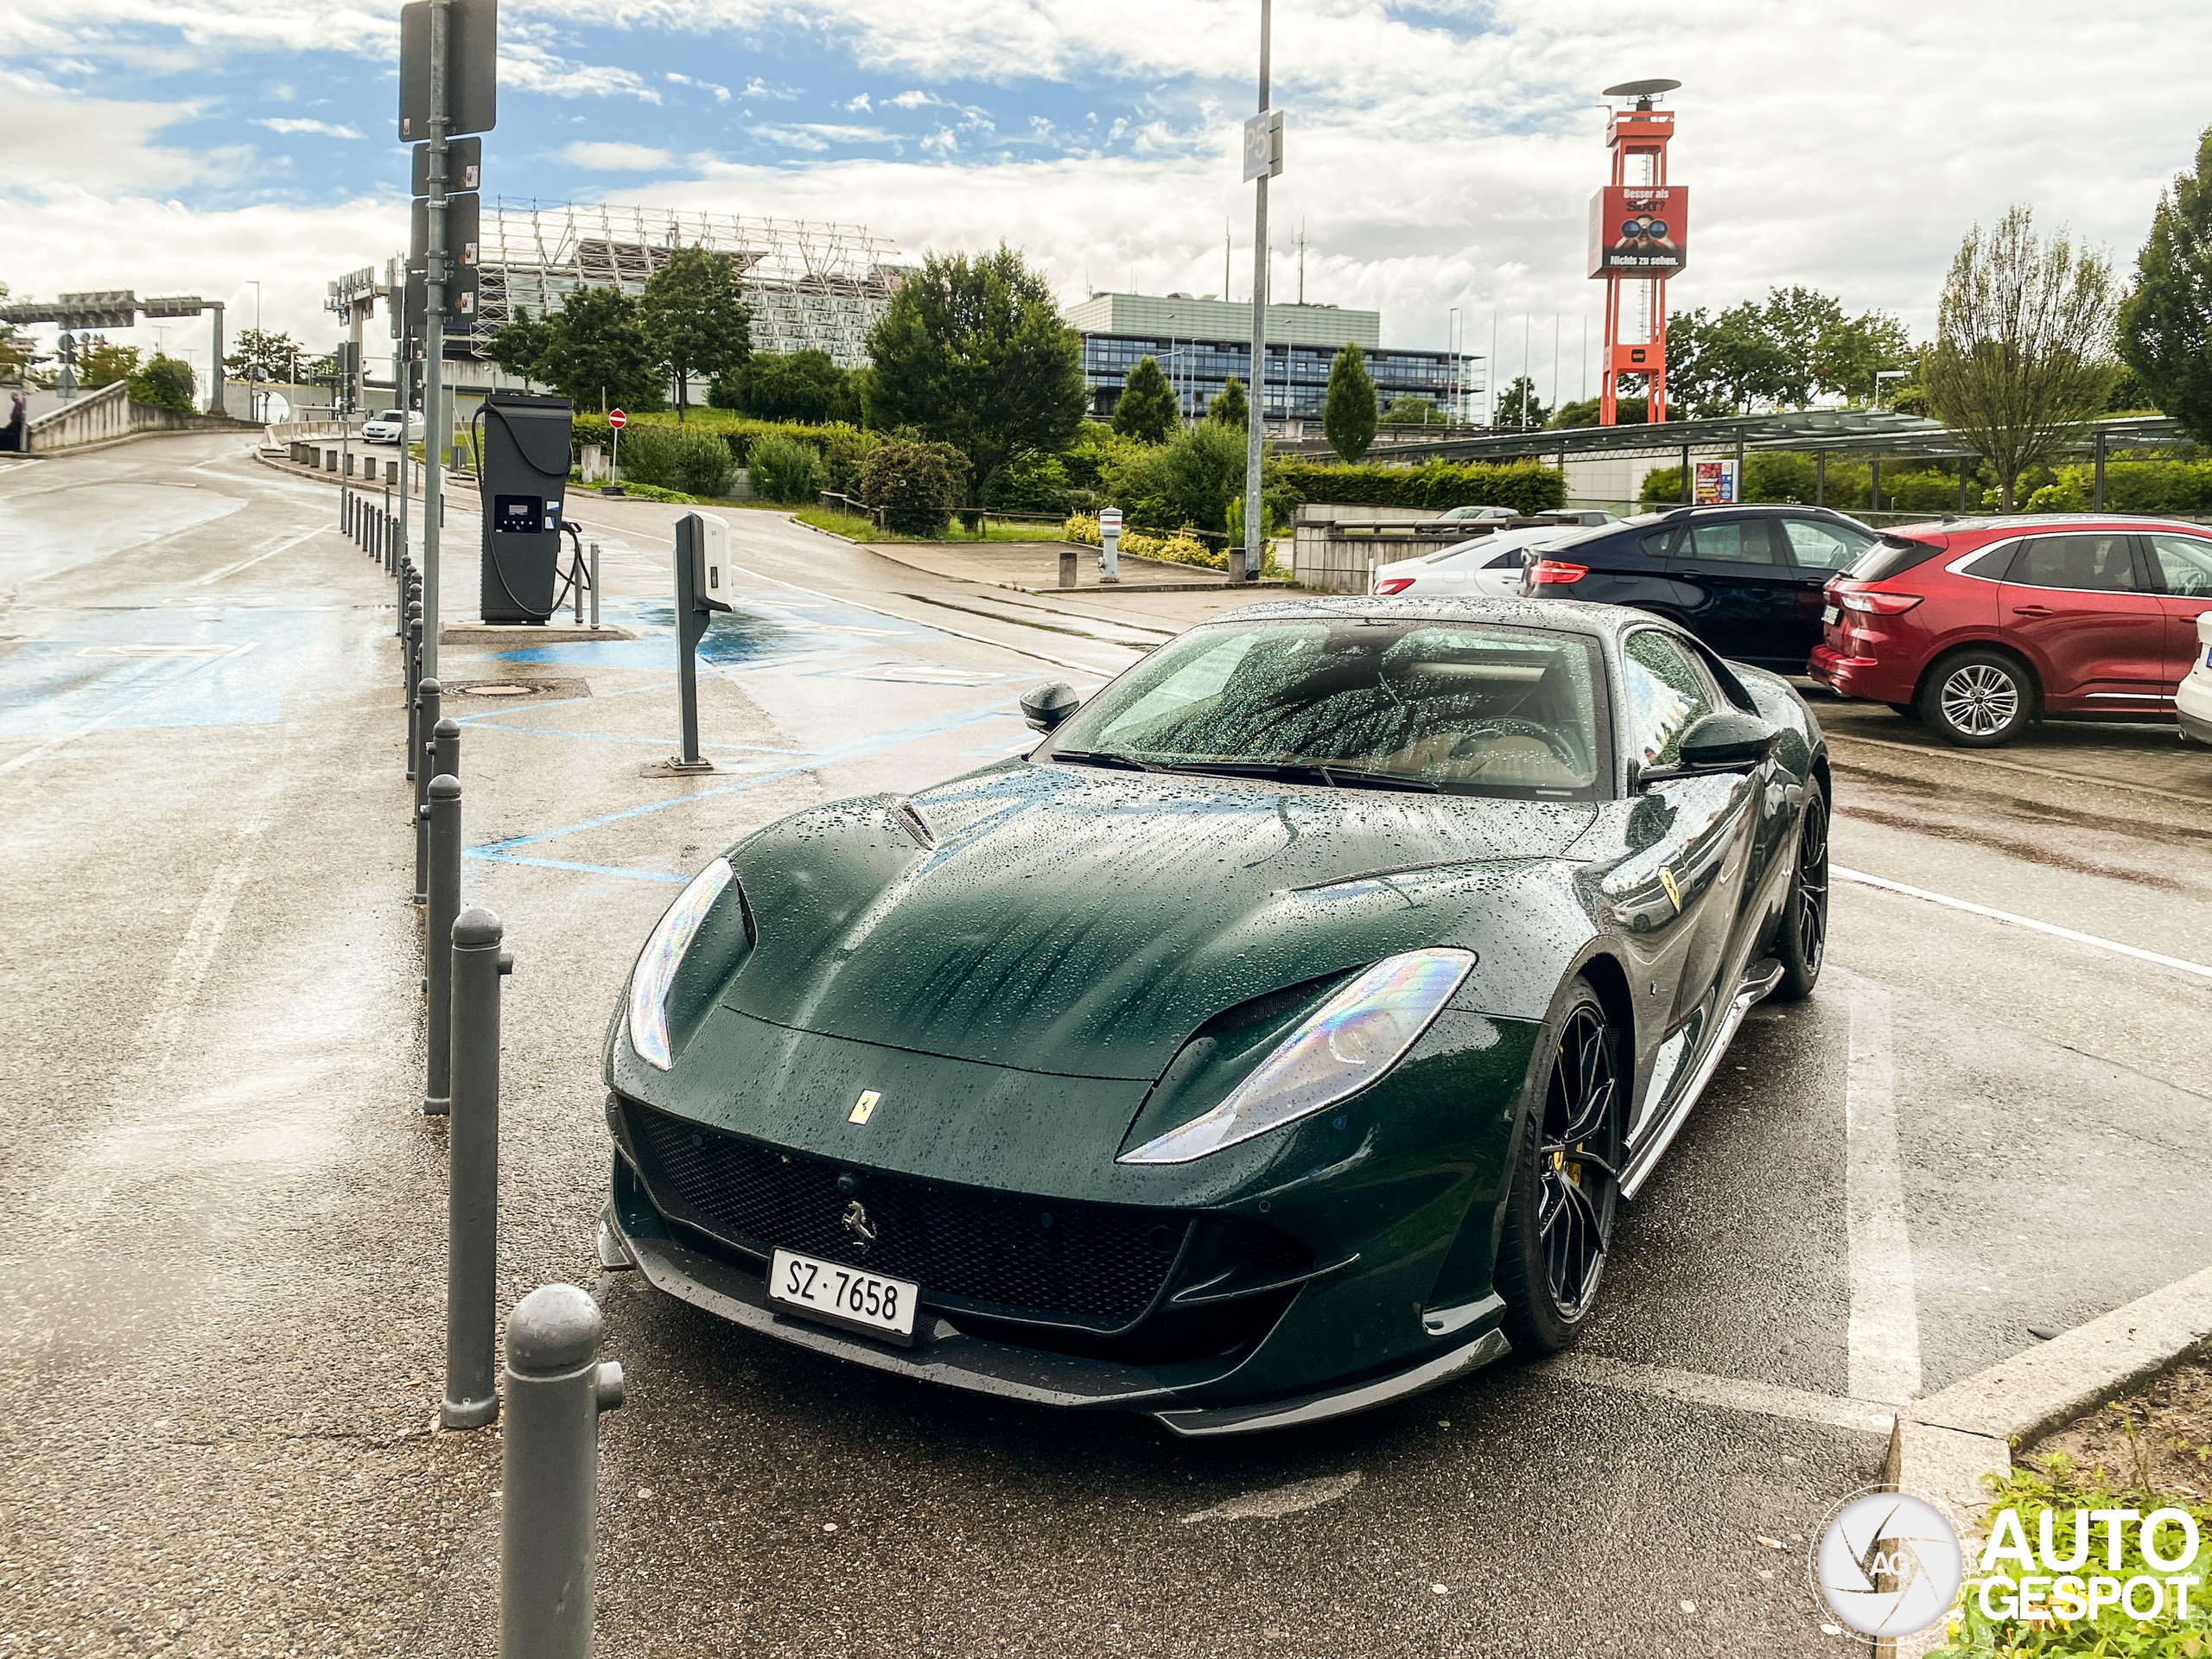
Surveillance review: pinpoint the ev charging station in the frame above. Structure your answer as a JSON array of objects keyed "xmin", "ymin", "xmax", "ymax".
[
  {"xmin": 476, "ymin": 391, "xmax": 574, "ymax": 624},
  {"xmin": 671, "ymin": 512, "xmax": 732, "ymax": 772},
  {"xmin": 1097, "ymin": 506, "xmax": 1122, "ymax": 584}
]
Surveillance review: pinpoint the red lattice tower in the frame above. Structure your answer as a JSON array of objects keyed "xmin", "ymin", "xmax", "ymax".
[{"xmin": 1590, "ymin": 79, "xmax": 1688, "ymax": 426}]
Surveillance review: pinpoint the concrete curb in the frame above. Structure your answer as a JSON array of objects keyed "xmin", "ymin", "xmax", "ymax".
[{"xmin": 1878, "ymin": 1262, "xmax": 2212, "ymax": 1658}]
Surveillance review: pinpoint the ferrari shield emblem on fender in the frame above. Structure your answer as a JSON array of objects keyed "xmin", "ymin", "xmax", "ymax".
[
  {"xmin": 848, "ymin": 1090, "xmax": 880, "ymax": 1125},
  {"xmin": 1658, "ymin": 869, "xmax": 1683, "ymax": 912}
]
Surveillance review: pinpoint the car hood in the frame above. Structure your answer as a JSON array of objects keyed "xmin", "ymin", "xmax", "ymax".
[{"xmin": 721, "ymin": 760, "xmax": 1599, "ymax": 1082}]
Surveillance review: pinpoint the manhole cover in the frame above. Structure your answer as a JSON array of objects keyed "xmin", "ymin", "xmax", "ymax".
[{"xmin": 461, "ymin": 683, "xmax": 534, "ymax": 696}]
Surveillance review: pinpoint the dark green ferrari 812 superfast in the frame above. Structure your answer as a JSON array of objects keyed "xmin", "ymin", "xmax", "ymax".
[{"xmin": 599, "ymin": 595, "xmax": 1829, "ymax": 1435}]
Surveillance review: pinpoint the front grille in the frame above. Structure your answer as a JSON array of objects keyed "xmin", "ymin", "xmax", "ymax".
[{"xmin": 626, "ymin": 1101, "xmax": 1188, "ymax": 1332}]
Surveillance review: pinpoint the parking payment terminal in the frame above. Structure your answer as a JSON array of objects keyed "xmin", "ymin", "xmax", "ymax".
[
  {"xmin": 671, "ymin": 512, "xmax": 732, "ymax": 770},
  {"xmin": 477, "ymin": 392, "xmax": 574, "ymax": 624}
]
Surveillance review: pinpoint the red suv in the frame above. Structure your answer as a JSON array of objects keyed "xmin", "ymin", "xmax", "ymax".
[{"xmin": 1808, "ymin": 515, "xmax": 2212, "ymax": 747}]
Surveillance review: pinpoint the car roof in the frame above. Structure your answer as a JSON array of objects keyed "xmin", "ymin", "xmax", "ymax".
[
  {"xmin": 1893, "ymin": 513, "xmax": 2210, "ymax": 537},
  {"xmin": 1210, "ymin": 592, "xmax": 1678, "ymax": 645}
]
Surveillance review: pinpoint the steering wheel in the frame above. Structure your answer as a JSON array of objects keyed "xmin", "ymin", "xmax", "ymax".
[{"xmin": 1450, "ymin": 718, "xmax": 1582, "ymax": 770}]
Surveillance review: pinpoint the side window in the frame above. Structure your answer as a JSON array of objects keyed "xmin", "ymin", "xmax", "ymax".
[
  {"xmin": 1685, "ymin": 520, "xmax": 1778, "ymax": 564},
  {"xmin": 2010, "ymin": 534, "xmax": 2139, "ymax": 593},
  {"xmin": 1783, "ymin": 519, "xmax": 1876, "ymax": 571},
  {"xmin": 1639, "ymin": 527, "xmax": 1680, "ymax": 557},
  {"xmin": 1621, "ymin": 631, "xmax": 1714, "ymax": 768},
  {"xmin": 1959, "ymin": 542, "xmax": 2018, "ymax": 581},
  {"xmin": 1484, "ymin": 548, "xmax": 1527, "ymax": 570},
  {"xmin": 2149, "ymin": 534, "xmax": 2212, "ymax": 598}
]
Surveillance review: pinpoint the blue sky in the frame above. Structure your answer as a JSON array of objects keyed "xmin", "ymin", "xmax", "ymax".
[{"xmin": 6, "ymin": 1, "xmax": 2210, "ymax": 394}]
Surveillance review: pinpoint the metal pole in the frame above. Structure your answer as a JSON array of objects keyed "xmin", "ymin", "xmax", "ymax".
[
  {"xmin": 588, "ymin": 542, "xmax": 600, "ymax": 629},
  {"xmin": 441, "ymin": 906, "xmax": 511, "ymax": 1431},
  {"xmin": 1681, "ymin": 444, "xmax": 1692, "ymax": 505},
  {"xmin": 405, "ymin": 608, "xmax": 424, "ymax": 767},
  {"xmin": 2093, "ymin": 429, "xmax": 2107, "ymax": 512},
  {"xmin": 420, "ymin": 0, "xmax": 451, "ymax": 683},
  {"xmin": 500, "ymin": 1283, "xmax": 624, "ymax": 1659},
  {"xmin": 414, "ymin": 678, "xmax": 441, "ymax": 905},
  {"xmin": 1816, "ymin": 453, "xmax": 1827, "ymax": 508},
  {"xmin": 424, "ymin": 720, "xmax": 461, "ymax": 1114},
  {"xmin": 1236, "ymin": 0, "xmax": 1270, "ymax": 589},
  {"xmin": 1870, "ymin": 454, "xmax": 1882, "ymax": 515},
  {"xmin": 1734, "ymin": 434, "xmax": 1745, "ymax": 505}
]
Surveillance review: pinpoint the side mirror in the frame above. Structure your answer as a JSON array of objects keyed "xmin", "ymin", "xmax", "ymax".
[
  {"xmin": 1021, "ymin": 682, "xmax": 1081, "ymax": 733},
  {"xmin": 1638, "ymin": 711, "xmax": 1777, "ymax": 785}
]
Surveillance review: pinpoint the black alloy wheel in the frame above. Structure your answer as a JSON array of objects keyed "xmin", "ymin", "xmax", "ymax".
[
  {"xmin": 1496, "ymin": 982, "xmax": 1624, "ymax": 1352},
  {"xmin": 1771, "ymin": 778, "xmax": 1828, "ymax": 1002}
]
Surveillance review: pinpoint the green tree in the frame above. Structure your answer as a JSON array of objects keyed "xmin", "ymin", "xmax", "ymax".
[
  {"xmin": 127, "ymin": 353, "xmax": 196, "ymax": 410},
  {"xmin": 77, "ymin": 336, "xmax": 141, "ymax": 387},
  {"xmin": 2120, "ymin": 123, "xmax": 2212, "ymax": 444},
  {"xmin": 486, "ymin": 305, "xmax": 551, "ymax": 388},
  {"xmin": 860, "ymin": 436, "xmax": 972, "ymax": 535},
  {"xmin": 226, "ymin": 328, "xmax": 302, "ymax": 384},
  {"xmin": 1550, "ymin": 394, "xmax": 1647, "ymax": 427},
  {"xmin": 861, "ymin": 244, "xmax": 1086, "ymax": 501},
  {"xmin": 1491, "ymin": 373, "xmax": 1548, "ymax": 430},
  {"xmin": 1102, "ymin": 420, "xmax": 1248, "ymax": 533},
  {"xmin": 1380, "ymin": 397, "xmax": 1440, "ymax": 425},
  {"xmin": 537, "ymin": 285, "xmax": 664, "ymax": 413},
  {"xmin": 638, "ymin": 245, "xmax": 751, "ymax": 424},
  {"xmin": 713, "ymin": 349, "xmax": 853, "ymax": 423},
  {"xmin": 1324, "ymin": 341, "xmax": 1379, "ymax": 461},
  {"xmin": 1927, "ymin": 206, "xmax": 2120, "ymax": 509},
  {"xmin": 1112, "ymin": 354, "xmax": 1179, "ymax": 442},
  {"xmin": 1205, "ymin": 374, "xmax": 1249, "ymax": 429}
]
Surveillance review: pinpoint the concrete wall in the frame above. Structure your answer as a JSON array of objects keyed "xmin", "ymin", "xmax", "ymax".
[
  {"xmin": 22, "ymin": 380, "xmax": 247, "ymax": 455},
  {"xmin": 1292, "ymin": 503, "xmax": 1446, "ymax": 594}
]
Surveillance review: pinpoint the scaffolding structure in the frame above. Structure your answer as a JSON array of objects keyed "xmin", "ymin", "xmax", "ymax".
[{"xmin": 467, "ymin": 200, "xmax": 908, "ymax": 369}]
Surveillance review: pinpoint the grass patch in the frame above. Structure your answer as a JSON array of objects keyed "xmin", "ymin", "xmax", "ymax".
[{"xmin": 792, "ymin": 506, "xmax": 1070, "ymax": 544}]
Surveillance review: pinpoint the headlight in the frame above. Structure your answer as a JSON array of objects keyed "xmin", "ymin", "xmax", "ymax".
[
  {"xmin": 626, "ymin": 856, "xmax": 734, "ymax": 1071},
  {"xmin": 1118, "ymin": 948, "xmax": 1475, "ymax": 1165}
]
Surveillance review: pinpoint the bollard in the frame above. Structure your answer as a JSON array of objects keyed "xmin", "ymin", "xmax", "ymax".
[
  {"xmin": 423, "ymin": 770, "xmax": 461, "ymax": 1115},
  {"xmin": 413, "ymin": 678, "xmax": 441, "ymax": 906},
  {"xmin": 500, "ymin": 1284, "xmax": 622, "ymax": 1659},
  {"xmin": 404, "ymin": 607, "xmax": 424, "ymax": 772},
  {"xmin": 588, "ymin": 542, "xmax": 600, "ymax": 630},
  {"xmin": 441, "ymin": 906, "xmax": 514, "ymax": 1427},
  {"xmin": 1058, "ymin": 541, "xmax": 1077, "ymax": 589}
]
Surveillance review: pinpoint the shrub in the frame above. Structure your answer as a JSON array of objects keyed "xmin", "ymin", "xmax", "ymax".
[
  {"xmin": 750, "ymin": 433, "xmax": 825, "ymax": 504},
  {"xmin": 860, "ymin": 438, "xmax": 971, "ymax": 536},
  {"xmin": 675, "ymin": 427, "xmax": 734, "ymax": 496},
  {"xmin": 817, "ymin": 426, "xmax": 880, "ymax": 498},
  {"xmin": 1103, "ymin": 421, "xmax": 1248, "ymax": 533},
  {"xmin": 127, "ymin": 353, "xmax": 196, "ymax": 412},
  {"xmin": 613, "ymin": 423, "xmax": 683, "ymax": 488},
  {"xmin": 1267, "ymin": 456, "xmax": 1566, "ymax": 515},
  {"xmin": 983, "ymin": 448, "xmax": 1071, "ymax": 512}
]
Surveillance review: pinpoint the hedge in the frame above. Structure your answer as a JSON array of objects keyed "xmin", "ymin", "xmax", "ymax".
[{"xmin": 1266, "ymin": 456, "xmax": 1567, "ymax": 514}]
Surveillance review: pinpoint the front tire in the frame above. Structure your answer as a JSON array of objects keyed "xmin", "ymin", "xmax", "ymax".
[
  {"xmin": 1496, "ymin": 982, "xmax": 1624, "ymax": 1354},
  {"xmin": 1770, "ymin": 778, "xmax": 1828, "ymax": 1002},
  {"xmin": 1920, "ymin": 650, "xmax": 2035, "ymax": 747}
]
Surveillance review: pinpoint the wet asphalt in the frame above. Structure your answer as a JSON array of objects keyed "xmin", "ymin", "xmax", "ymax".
[{"xmin": 3, "ymin": 431, "xmax": 2209, "ymax": 1658}]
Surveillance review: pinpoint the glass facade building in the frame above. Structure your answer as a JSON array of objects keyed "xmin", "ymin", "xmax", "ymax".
[{"xmin": 1069, "ymin": 292, "xmax": 1480, "ymax": 430}]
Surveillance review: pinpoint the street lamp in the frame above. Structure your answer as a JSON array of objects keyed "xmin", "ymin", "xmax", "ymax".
[
  {"xmin": 246, "ymin": 280, "xmax": 262, "ymax": 421},
  {"xmin": 1874, "ymin": 369, "xmax": 1909, "ymax": 410}
]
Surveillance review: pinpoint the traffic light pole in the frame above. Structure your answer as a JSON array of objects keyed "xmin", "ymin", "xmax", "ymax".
[{"xmin": 420, "ymin": 0, "xmax": 450, "ymax": 683}]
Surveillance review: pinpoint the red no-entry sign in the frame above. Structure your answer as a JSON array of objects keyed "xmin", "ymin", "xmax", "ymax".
[{"xmin": 608, "ymin": 409, "xmax": 627, "ymax": 429}]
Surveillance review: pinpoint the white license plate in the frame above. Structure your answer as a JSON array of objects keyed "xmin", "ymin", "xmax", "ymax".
[
  {"xmin": 1821, "ymin": 604, "xmax": 1839, "ymax": 626},
  {"xmin": 767, "ymin": 1248, "xmax": 918, "ymax": 1345}
]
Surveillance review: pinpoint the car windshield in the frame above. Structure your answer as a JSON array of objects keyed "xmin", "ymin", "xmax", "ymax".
[{"xmin": 1046, "ymin": 618, "xmax": 1611, "ymax": 799}]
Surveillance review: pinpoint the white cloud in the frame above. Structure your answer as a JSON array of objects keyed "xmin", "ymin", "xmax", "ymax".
[
  {"xmin": 498, "ymin": 41, "xmax": 662, "ymax": 102},
  {"xmin": 845, "ymin": 93, "xmax": 872, "ymax": 113},
  {"xmin": 253, "ymin": 117, "xmax": 365, "ymax": 138},
  {"xmin": 668, "ymin": 70, "xmax": 732, "ymax": 101},
  {"xmin": 747, "ymin": 123, "xmax": 893, "ymax": 153},
  {"xmin": 741, "ymin": 77, "xmax": 798, "ymax": 100},
  {"xmin": 559, "ymin": 140, "xmax": 676, "ymax": 169}
]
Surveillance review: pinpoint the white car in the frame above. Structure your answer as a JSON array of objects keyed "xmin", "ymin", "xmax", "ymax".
[
  {"xmin": 1370, "ymin": 524, "xmax": 1575, "ymax": 599},
  {"xmin": 2180, "ymin": 609, "xmax": 2212, "ymax": 747},
  {"xmin": 360, "ymin": 410, "xmax": 424, "ymax": 444}
]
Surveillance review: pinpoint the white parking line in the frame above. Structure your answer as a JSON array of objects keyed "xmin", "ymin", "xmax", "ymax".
[
  {"xmin": 195, "ymin": 525, "xmax": 327, "ymax": 586},
  {"xmin": 1834, "ymin": 866, "xmax": 2212, "ymax": 980},
  {"xmin": 1541, "ymin": 1353, "xmax": 1895, "ymax": 1436},
  {"xmin": 1843, "ymin": 972, "xmax": 1921, "ymax": 1407}
]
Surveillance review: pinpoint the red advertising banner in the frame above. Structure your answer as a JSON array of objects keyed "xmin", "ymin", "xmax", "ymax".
[{"xmin": 1587, "ymin": 185, "xmax": 1689, "ymax": 278}]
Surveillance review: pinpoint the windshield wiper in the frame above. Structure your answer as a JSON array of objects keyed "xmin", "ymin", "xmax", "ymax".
[
  {"xmin": 1160, "ymin": 760, "xmax": 1441, "ymax": 794},
  {"xmin": 1054, "ymin": 748, "xmax": 1162, "ymax": 772}
]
